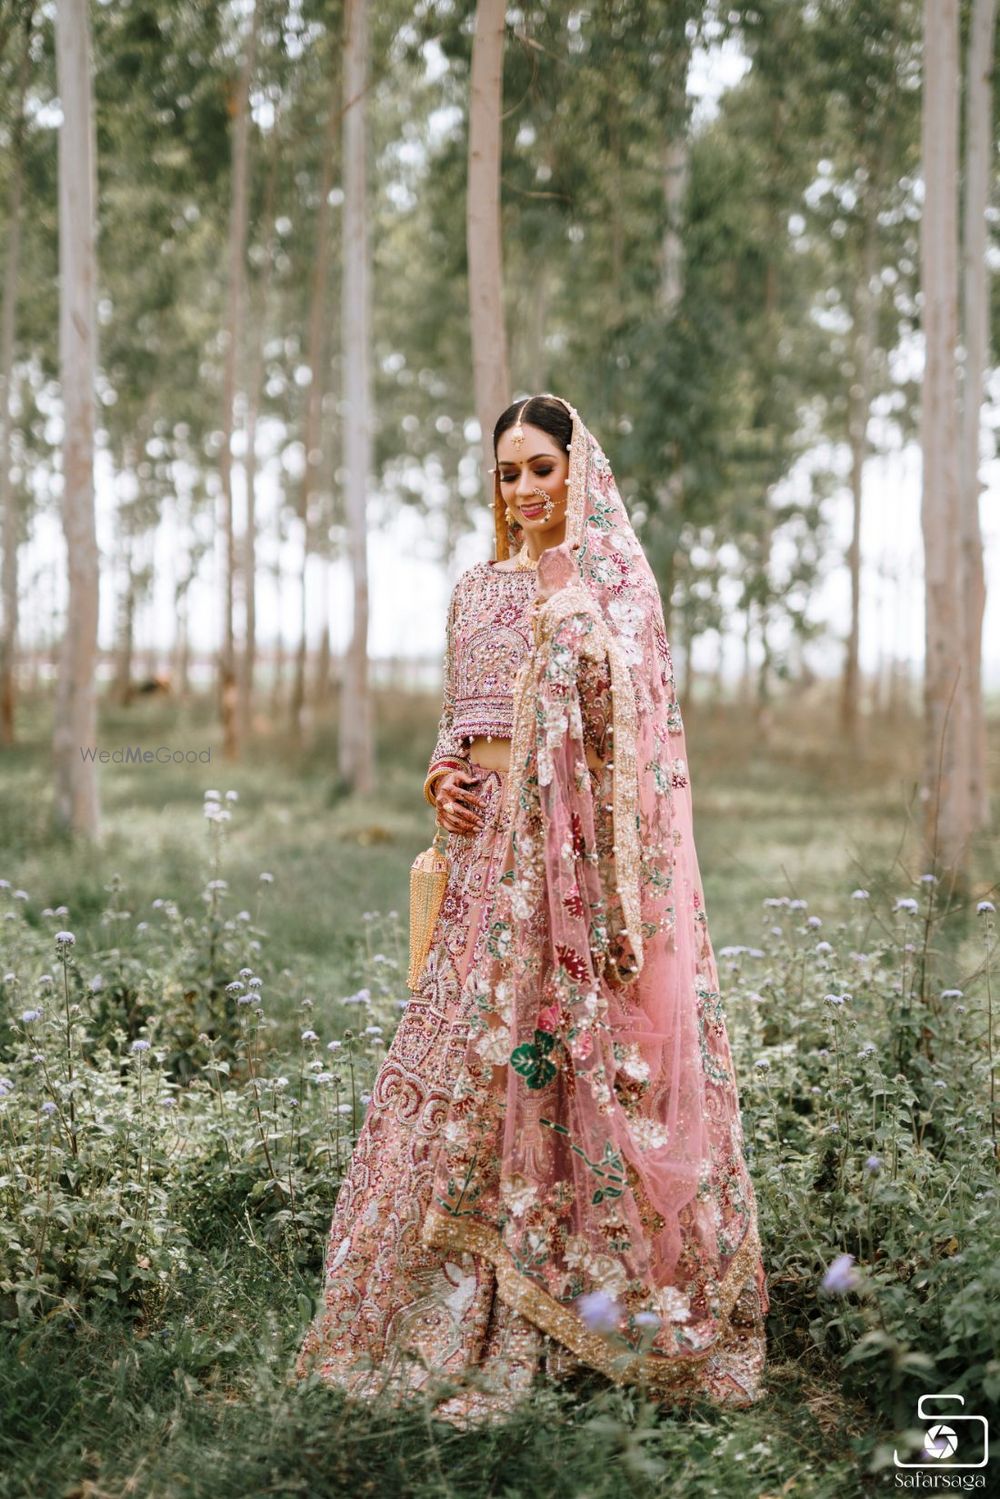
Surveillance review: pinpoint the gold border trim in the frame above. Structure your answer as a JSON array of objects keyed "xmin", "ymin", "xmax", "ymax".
[{"xmin": 421, "ymin": 1204, "xmax": 763, "ymax": 1396}]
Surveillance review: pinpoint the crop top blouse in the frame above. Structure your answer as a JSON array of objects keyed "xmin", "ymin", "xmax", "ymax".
[{"xmin": 423, "ymin": 558, "xmax": 612, "ymax": 806}]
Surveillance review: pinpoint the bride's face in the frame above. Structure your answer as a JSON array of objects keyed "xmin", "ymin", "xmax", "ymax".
[{"xmin": 496, "ymin": 422, "xmax": 569, "ymax": 539}]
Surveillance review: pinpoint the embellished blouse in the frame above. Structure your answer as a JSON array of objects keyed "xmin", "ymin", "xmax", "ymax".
[{"xmin": 424, "ymin": 559, "xmax": 612, "ymax": 806}]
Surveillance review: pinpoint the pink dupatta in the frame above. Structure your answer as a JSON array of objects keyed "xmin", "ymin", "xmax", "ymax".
[{"xmin": 422, "ymin": 396, "xmax": 768, "ymax": 1400}]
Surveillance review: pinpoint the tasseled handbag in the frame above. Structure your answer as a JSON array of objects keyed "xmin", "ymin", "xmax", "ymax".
[{"xmin": 407, "ymin": 825, "xmax": 450, "ymax": 991}]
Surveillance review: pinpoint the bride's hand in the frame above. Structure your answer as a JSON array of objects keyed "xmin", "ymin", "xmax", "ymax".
[{"xmin": 435, "ymin": 767, "xmax": 486, "ymax": 836}]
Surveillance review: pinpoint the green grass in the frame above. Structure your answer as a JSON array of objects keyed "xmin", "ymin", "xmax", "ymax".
[{"xmin": 1, "ymin": 684, "xmax": 997, "ymax": 1499}]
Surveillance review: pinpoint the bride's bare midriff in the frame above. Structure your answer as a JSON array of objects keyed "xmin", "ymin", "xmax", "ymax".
[{"xmin": 465, "ymin": 736, "xmax": 605, "ymax": 775}]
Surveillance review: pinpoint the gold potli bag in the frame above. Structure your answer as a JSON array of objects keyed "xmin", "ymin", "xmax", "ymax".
[{"xmin": 407, "ymin": 825, "xmax": 450, "ymax": 990}]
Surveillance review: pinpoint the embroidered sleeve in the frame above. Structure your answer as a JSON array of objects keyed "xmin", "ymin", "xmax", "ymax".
[{"xmin": 423, "ymin": 577, "xmax": 470, "ymax": 806}]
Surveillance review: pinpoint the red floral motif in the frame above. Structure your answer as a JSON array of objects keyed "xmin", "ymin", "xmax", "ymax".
[
  {"xmin": 563, "ymin": 884, "xmax": 586, "ymax": 918},
  {"xmin": 570, "ymin": 810, "xmax": 586, "ymax": 858},
  {"xmin": 555, "ymin": 943, "xmax": 590, "ymax": 983}
]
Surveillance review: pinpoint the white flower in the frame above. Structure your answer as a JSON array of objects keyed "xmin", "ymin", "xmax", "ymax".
[
  {"xmin": 851, "ymin": 889, "xmax": 870, "ymax": 900},
  {"xmin": 655, "ymin": 1284, "xmax": 691, "ymax": 1323},
  {"xmin": 895, "ymin": 897, "xmax": 919, "ymax": 914},
  {"xmin": 301, "ymin": 1029, "xmax": 319, "ymax": 1043},
  {"xmin": 54, "ymin": 931, "xmax": 75, "ymax": 947},
  {"xmin": 474, "ymin": 1024, "xmax": 512, "ymax": 1066},
  {"xmin": 978, "ymin": 900, "xmax": 996, "ymax": 915}
]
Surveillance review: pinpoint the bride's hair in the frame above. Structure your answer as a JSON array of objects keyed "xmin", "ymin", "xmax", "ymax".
[{"xmin": 493, "ymin": 395, "xmax": 573, "ymax": 456}]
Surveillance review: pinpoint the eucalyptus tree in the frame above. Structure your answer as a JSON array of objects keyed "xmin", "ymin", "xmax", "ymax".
[
  {"xmin": 808, "ymin": 0, "xmax": 922, "ymax": 744},
  {"xmin": 0, "ymin": 1, "xmax": 36, "ymax": 745},
  {"xmin": 52, "ymin": 0, "xmax": 100, "ymax": 838},
  {"xmin": 920, "ymin": 0, "xmax": 966, "ymax": 876}
]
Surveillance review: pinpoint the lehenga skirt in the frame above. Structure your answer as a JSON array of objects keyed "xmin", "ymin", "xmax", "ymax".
[
  {"xmin": 293, "ymin": 762, "xmax": 551, "ymax": 1422},
  {"xmin": 292, "ymin": 758, "xmax": 768, "ymax": 1422}
]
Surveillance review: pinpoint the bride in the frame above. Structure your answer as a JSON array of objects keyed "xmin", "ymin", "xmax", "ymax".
[{"xmin": 293, "ymin": 393, "xmax": 769, "ymax": 1426}]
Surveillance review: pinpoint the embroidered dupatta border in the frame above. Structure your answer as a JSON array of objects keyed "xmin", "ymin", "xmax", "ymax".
[{"xmin": 421, "ymin": 1203, "xmax": 763, "ymax": 1397}]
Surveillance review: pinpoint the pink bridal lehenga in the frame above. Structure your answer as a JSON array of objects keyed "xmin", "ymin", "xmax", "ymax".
[{"xmin": 293, "ymin": 396, "xmax": 769, "ymax": 1426}]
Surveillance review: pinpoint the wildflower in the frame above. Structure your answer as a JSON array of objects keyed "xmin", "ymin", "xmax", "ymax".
[
  {"xmin": 576, "ymin": 1290, "xmax": 622, "ymax": 1335},
  {"xmin": 821, "ymin": 1253, "xmax": 859, "ymax": 1294},
  {"xmin": 130, "ymin": 1039, "xmax": 151, "ymax": 1053},
  {"xmin": 360, "ymin": 1091, "xmax": 372, "ymax": 1106},
  {"xmin": 237, "ymin": 911, "xmax": 251, "ymax": 922},
  {"xmin": 248, "ymin": 976, "xmax": 262, "ymax": 990},
  {"xmin": 920, "ymin": 873, "xmax": 937, "ymax": 884},
  {"xmin": 20, "ymin": 1008, "xmax": 42, "ymax": 1024},
  {"xmin": 90, "ymin": 975, "xmax": 103, "ymax": 992},
  {"xmin": 239, "ymin": 967, "xmax": 254, "ymax": 980},
  {"xmin": 38, "ymin": 974, "xmax": 53, "ymax": 988},
  {"xmin": 895, "ymin": 898, "xmax": 918, "ymax": 914},
  {"xmin": 205, "ymin": 879, "xmax": 228, "ymax": 893},
  {"xmin": 815, "ymin": 941, "xmax": 833, "ymax": 954},
  {"xmin": 237, "ymin": 993, "xmax": 255, "ymax": 1005},
  {"xmin": 864, "ymin": 1155, "xmax": 882, "ymax": 1174},
  {"xmin": 204, "ymin": 789, "xmax": 221, "ymax": 801},
  {"xmin": 827, "ymin": 1122, "xmax": 840, "ymax": 1133},
  {"xmin": 763, "ymin": 897, "xmax": 790, "ymax": 907},
  {"xmin": 824, "ymin": 993, "xmax": 846, "ymax": 1007},
  {"xmin": 54, "ymin": 906, "xmax": 68, "ymax": 917},
  {"xmin": 226, "ymin": 981, "xmax": 244, "ymax": 995},
  {"xmin": 770, "ymin": 926, "xmax": 783, "ymax": 937},
  {"xmin": 307, "ymin": 1059, "xmax": 325, "ymax": 1072},
  {"xmin": 259, "ymin": 872, "xmax": 274, "ymax": 884},
  {"xmin": 327, "ymin": 1041, "xmax": 342, "ymax": 1052},
  {"xmin": 54, "ymin": 931, "xmax": 76, "ymax": 948},
  {"xmin": 859, "ymin": 1043, "xmax": 877, "ymax": 1057},
  {"xmin": 633, "ymin": 1310, "xmax": 660, "ymax": 1331},
  {"xmin": 851, "ymin": 889, "xmax": 870, "ymax": 900},
  {"xmin": 932, "ymin": 1079, "xmax": 947, "ymax": 1089},
  {"xmin": 13, "ymin": 890, "xmax": 28, "ymax": 901},
  {"xmin": 3, "ymin": 972, "xmax": 15, "ymax": 985},
  {"xmin": 40, "ymin": 1101, "xmax": 57, "ymax": 1116},
  {"xmin": 748, "ymin": 947, "xmax": 765, "ymax": 958},
  {"xmin": 754, "ymin": 1058, "xmax": 770, "ymax": 1071},
  {"xmin": 301, "ymin": 1029, "xmax": 319, "ymax": 1043},
  {"xmin": 0, "ymin": 1077, "xmax": 13, "ymax": 1097},
  {"xmin": 807, "ymin": 915, "xmax": 822, "ymax": 928},
  {"xmin": 314, "ymin": 1071, "xmax": 334, "ymax": 1084},
  {"xmin": 940, "ymin": 989, "xmax": 963, "ymax": 1000},
  {"xmin": 160, "ymin": 1097, "xmax": 177, "ymax": 1109},
  {"xmin": 978, "ymin": 901, "xmax": 996, "ymax": 915},
  {"xmin": 225, "ymin": 789, "xmax": 238, "ymax": 802},
  {"xmin": 363, "ymin": 1025, "xmax": 384, "ymax": 1036},
  {"xmin": 152, "ymin": 899, "xmax": 164, "ymax": 909},
  {"xmin": 790, "ymin": 899, "xmax": 808, "ymax": 910}
]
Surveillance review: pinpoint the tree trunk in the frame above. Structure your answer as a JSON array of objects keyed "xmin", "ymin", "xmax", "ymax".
[
  {"xmin": 840, "ymin": 192, "xmax": 880, "ymax": 746},
  {"xmin": 0, "ymin": 7, "xmax": 32, "ymax": 746},
  {"xmin": 290, "ymin": 79, "xmax": 339, "ymax": 744},
  {"xmin": 339, "ymin": 0, "xmax": 375, "ymax": 793},
  {"xmin": 239, "ymin": 112, "xmax": 281, "ymax": 745},
  {"xmin": 920, "ymin": 0, "xmax": 968, "ymax": 879},
  {"xmin": 218, "ymin": 1, "xmax": 258, "ymax": 761},
  {"xmin": 960, "ymin": 0, "xmax": 997, "ymax": 831},
  {"xmin": 467, "ymin": 0, "xmax": 510, "ymax": 493},
  {"xmin": 52, "ymin": 0, "xmax": 100, "ymax": 839},
  {"xmin": 112, "ymin": 501, "xmax": 136, "ymax": 705}
]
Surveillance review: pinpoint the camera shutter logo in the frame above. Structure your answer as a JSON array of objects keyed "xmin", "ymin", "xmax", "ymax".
[{"xmin": 894, "ymin": 1393, "xmax": 990, "ymax": 1470}]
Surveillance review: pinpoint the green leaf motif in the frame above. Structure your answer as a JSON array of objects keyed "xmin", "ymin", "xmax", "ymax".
[{"xmin": 511, "ymin": 1029, "xmax": 558, "ymax": 1090}]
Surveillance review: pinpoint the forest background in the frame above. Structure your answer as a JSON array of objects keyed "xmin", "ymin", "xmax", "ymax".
[{"xmin": 1, "ymin": 2, "xmax": 999, "ymax": 1497}]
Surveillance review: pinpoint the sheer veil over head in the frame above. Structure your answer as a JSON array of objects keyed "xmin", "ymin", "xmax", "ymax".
[{"xmin": 423, "ymin": 395, "xmax": 768, "ymax": 1404}]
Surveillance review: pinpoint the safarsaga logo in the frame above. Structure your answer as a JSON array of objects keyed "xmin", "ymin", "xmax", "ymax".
[
  {"xmin": 79, "ymin": 745, "xmax": 213, "ymax": 765},
  {"xmin": 894, "ymin": 1394, "xmax": 990, "ymax": 1488}
]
